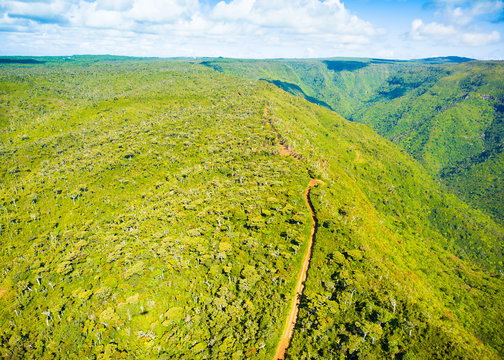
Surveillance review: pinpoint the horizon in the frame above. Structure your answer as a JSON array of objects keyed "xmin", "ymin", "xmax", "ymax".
[
  {"xmin": 2, "ymin": 54, "xmax": 500, "ymax": 62},
  {"xmin": 1, "ymin": 1, "xmax": 503, "ymax": 60}
]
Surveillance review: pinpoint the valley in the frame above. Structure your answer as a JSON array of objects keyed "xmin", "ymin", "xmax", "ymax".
[{"xmin": 202, "ymin": 57, "xmax": 504, "ymax": 222}]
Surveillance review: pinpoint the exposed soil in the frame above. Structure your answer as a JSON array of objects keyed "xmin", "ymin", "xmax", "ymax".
[
  {"xmin": 264, "ymin": 105, "xmax": 301, "ymax": 161},
  {"xmin": 279, "ymin": 142, "xmax": 297, "ymax": 159},
  {"xmin": 274, "ymin": 178, "xmax": 322, "ymax": 360},
  {"xmin": 264, "ymin": 103, "xmax": 322, "ymax": 359},
  {"xmin": 279, "ymin": 144, "xmax": 292, "ymax": 156}
]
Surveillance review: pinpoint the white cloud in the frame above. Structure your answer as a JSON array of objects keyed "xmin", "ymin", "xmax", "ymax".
[
  {"xmin": 410, "ymin": 19, "xmax": 457, "ymax": 40},
  {"xmin": 443, "ymin": 0, "xmax": 504, "ymax": 25},
  {"xmin": 95, "ymin": 0, "xmax": 134, "ymax": 12},
  {"xmin": 66, "ymin": 0, "xmax": 201, "ymax": 29},
  {"xmin": 409, "ymin": 0, "xmax": 502, "ymax": 48},
  {"xmin": 0, "ymin": 0, "xmax": 384, "ymax": 57},
  {"xmin": 212, "ymin": 0, "xmax": 255, "ymax": 19},
  {"xmin": 1, "ymin": 0, "xmax": 71, "ymax": 24},
  {"xmin": 462, "ymin": 30, "xmax": 501, "ymax": 45},
  {"xmin": 0, "ymin": 0, "xmax": 501, "ymax": 58},
  {"xmin": 410, "ymin": 18, "xmax": 501, "ymax": 46},
  {"xmin": 127, "ymin": 0, "xmax": 200, "ymax": 23},
  {"xmin": 211, "ymin": 0, "xmax": 378, "ymax": 36}
]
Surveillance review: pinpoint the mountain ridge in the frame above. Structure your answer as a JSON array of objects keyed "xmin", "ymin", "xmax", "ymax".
[{"xmin": 198, "ymin": 57, "xmax": 504, "ymax": 222}]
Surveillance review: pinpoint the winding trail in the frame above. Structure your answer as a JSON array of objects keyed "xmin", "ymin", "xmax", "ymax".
[
  {"xmin": 274, "ymin": 178, "xmax": 322, "ymax": 360},
  {"xmin": 264, "ymin": 104, "xmax": 322, "ymax": 359}
]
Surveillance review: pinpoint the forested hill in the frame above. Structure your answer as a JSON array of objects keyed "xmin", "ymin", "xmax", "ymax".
[
  {"xmin": 200, "ymin": 58, "xmax": 397, "ymax": 117},
  {"xmin": 199, "ymin": 57, "xmax": 472, "ymax": 119},
  {"xmin": 200, "ymin": 58, "xmax": 504, "ymax": 222},
  {"xmin": 352, "ymin": 61, "xmax": 504, "ymax": 222},
  {"xmin": 0, "ymin": 57, "xmax": 503, "ymax": 359}
]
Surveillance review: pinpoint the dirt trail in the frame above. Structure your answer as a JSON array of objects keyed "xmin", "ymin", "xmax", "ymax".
[
  {"xmin": 279, "ymin": 144, "xmax": 292, "ymax": 157},
  {"xmin": 264, "ymin": 105, "xmax": 300, "ymax": 161},
  {"xmin": 274, "ymin": 178, "xmax": 322, "ymax": 360},
  {"xmin": 264, "ymin": 103, "xmax": 322, "ymax": 358}
]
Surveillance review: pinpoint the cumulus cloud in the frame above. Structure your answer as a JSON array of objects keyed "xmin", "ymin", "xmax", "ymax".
[
  {"xmin": 211, "ymin": 0, "xmax": 376, "ymax": 35},
  {"xmin": 1, "ymin": 0, "xmax": 71, "ymax": 25},
  {"xmin": 95, "ymin": 0, "xmax": 134, "ymax": 12},
  {"xmin": 410, "ymin": 0, "xmax": 502, "ymax": 47},
  {"xmin": 411, "ymin": 18, "xmax": 501, "ymax": 46},
  {"xmin": 439, "ymin": 0, "xmax": 504, "ymax": 25},
  {"xmin": 411, "ymin": 19, "xmax": 457, "ymax": 40},
  {"xmin": 462, "ymin": 29, "xmax": 501, "ymax": 45},
  {"xmin": 0, "ymin": 0, "xmax": 384, "ymax": 56},
  {"xmin": 127, "ymin": 0, "xmax": 200, "ymax": 24}
]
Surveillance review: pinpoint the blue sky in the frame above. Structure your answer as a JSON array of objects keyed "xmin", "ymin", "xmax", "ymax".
[{"xmin": 0, "ymin": 0, "xmax": 503, "ymax": 59}]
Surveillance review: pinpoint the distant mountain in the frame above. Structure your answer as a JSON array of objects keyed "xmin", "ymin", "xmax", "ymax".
[
  {"xmin": 417, "ymin": 56, "xmax": 474, "ymax": 64},
  {"xmin": 200, "ymin": 58, "xmax": 396, "ymax": 118},
  {"xmin": 199, "ymin": 56, "xmax": 474, "ymax": 119},
  {"xmin": 0, "ymin": 58, "xmax": 45, "ymax": 64}
]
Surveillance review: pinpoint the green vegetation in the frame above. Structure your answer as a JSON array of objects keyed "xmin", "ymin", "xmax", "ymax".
[
  {"xmin": 352, "ymin": 61, "xmax": 504, "ymax": 221},
  {"xmin": 0, "ymin": 58, "xmax": 312, "ymax": 359},
  {"xmin": 199, "ymin": 57, "xmax": 472, "ymax": 120},
  {"xmin": 200, "ymin": 58, "xmax": 397, "ymax": 117},
  {"xmin": 260, "ymin": 93, "xmax": 504, "ymax": 359},
  {"xmin": 1, "ymin": 56, "xmax": 503, "ymax": 359},
  {"xmin": 203, "ymin": 57, "xmax": 504, "ymax": 222}
]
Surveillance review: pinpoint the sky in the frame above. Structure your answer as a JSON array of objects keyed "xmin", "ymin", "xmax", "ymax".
[{"xmin": 0, "ymin": 0, "xmax": 503, "ymax": 59}]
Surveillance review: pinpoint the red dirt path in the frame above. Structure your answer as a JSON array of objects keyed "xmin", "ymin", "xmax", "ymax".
[{"xmin": 274, "ymin": 178, "xmax": 322, "ymax": 360}]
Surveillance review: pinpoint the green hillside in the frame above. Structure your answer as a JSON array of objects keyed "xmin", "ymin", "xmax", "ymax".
[
  {"xmin": 0, "ymin": 57, "xmax": 503, "ymax": 359},
  {"xmin": 200, "ymin": 58, "xmax": 399, "ymax": 118},
  {"xmin": 352, "ymin": 61, "xmax": 504, "ymax": 221},
  {"xmin": 262, "ymin": 90, "xmax": 504, "ymax": 359},
  {"xmin": 201, "ymin": 58, "xmax": 504, "ymax": 222},
  {"xmin": 0, "ymin": 59, "xmax": 312, "ymax": 359},
  {"xmin": 199, "ymin": 57, "xmax": 472, "ymax": 120}
]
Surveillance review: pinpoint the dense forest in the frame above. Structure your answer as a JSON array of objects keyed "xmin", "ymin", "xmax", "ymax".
[{"xmin": 0, "ymin": 56, "xmax": 503, "ymax": 359}]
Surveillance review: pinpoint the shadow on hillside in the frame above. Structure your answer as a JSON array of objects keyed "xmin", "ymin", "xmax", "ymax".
[
  {"xmin": 0, "ymin": 58, "xmax": 45, "ymax": 64},
  {"xmin": 323, "ymin": 60, "xmax": 369, "ymax": 72},
  {"xmin": 261, "ymin": 79, "xmax": 335, "ymax": 111}
]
